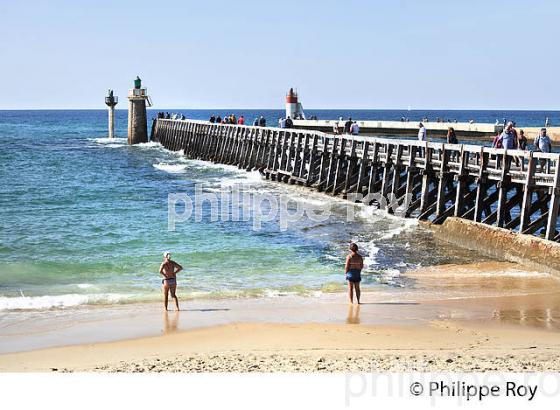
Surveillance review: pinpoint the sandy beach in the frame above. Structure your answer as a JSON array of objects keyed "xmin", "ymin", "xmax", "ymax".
[
  {"xmin": 1, "ymin": 261, "xmax": 559, "ymax": 373},
  {"xmin": 1, "ymin": 321, "xmax": 559, "ymax": 373}
]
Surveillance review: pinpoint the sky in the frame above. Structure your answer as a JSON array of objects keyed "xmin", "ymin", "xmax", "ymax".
[{"xmin": 1, "ymin": 0, "xmax": 559, "ymax": 110}]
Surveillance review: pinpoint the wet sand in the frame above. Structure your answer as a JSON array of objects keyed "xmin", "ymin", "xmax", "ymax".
[{"xmin": 1, "ymin": 261, "xmax": 560, "ymax": 372}]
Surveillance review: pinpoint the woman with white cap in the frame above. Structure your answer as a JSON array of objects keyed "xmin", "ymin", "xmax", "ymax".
[{"xmin": 159, "ymin": 251, "xmax": 183, "ymax": 311}]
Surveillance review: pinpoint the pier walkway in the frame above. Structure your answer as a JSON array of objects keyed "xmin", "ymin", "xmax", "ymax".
[
  {"xmin": 152, "ymin": 118, "xmax": 560, "ymax": 242},
  {"xmin": 293, "ymin": 119, "xmax": 500, "ymax": 138},
  {"xmin": 293, "ymin": 119, "xmax": 560, "ymax": 142}
]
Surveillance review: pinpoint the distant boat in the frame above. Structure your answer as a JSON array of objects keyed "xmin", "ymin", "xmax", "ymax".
[{"xmin": 407, "ymin": 105, "xmax": 411, "ymax": 112}]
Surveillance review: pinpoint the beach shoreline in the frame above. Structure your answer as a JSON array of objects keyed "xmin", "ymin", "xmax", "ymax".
[{"xmin": 1, "ymin": 261, "xmax": 560, "ymax": 372}]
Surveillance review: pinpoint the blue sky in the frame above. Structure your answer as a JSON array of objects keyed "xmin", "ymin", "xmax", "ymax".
[{"xmin": 1, "ymin": 0, "xmax": 558, "ymax": 110}]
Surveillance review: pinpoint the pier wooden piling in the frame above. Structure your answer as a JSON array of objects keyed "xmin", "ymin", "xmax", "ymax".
[{"xmin": 152, "ymin": 118, "xmax": 560, "ymax": 242}]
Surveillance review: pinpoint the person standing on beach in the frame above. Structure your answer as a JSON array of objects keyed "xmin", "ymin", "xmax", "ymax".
[
  {"xmin": 159, "ymin": 252, "xmax": 183, "ymax": 311},
  {"xmin": 345, "ymin": 243, "xmax": 364, "ymax": 304}
]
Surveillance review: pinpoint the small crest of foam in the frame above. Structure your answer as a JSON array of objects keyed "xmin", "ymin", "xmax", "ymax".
[
  {"xmin": 153, "ymin": 163, "xmax": 188, "ymax": 173},
  {"xmin": 89, "ymin": 137, "xmax": 127, "ymax": 145}
]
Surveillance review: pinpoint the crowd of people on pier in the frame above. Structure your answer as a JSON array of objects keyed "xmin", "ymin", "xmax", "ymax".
[
  {"xmin": 402, "ymin": 116, "xmax": 460, "ymax": 123},
  {"xmin": 490, "ymin": 122, "xmax": 552, "ymax": 154},
  {"xmin": 157, "ymin": 112, "xmax": 185, "ymax": 120},
  {"xmin": 332, "ymin": 117, "xmax": 360, "ymax": 135},
  {"xmin": 208, "ymin": 114, "xmax": 268, "ymax": 127}
]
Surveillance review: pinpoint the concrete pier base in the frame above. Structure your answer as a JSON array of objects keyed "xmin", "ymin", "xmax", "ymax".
[
  {"xmin": 127, "ymin": 96, "xmax": 148, "ymax": 145},
  {"xmin": 426, "ymin": 217, "xmax": 560, "ymax": 277}
]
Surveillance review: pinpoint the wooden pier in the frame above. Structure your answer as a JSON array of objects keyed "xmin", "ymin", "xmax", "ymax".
[{"xmin": 151, "ymin": 118, "xmax": 560, "ymax": 242}]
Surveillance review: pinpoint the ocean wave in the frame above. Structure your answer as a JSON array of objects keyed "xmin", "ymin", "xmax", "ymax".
[
  {"xmin": 0, "ymin": 293, "xmax": 136, "ymax": 311},
  {"xmin": 180, "ymin": 158, "xmax": 243, "ymax": 173},
  {"xmin": 0, "ymin": 286, "xmax": 339, "ymax": 311},
  {"xmin": 152, "ymin": 162, "xmax": 188, "ymax": 173},
  {"xmin": 351, "ymin": 238, "xmax": 381, "ymax": 268},
  {"xmin": 134, "ymin": 141, "xmax": 163, "ymax": 149},
  {"xmin": 88, "ymin": 137, "xmax": 127, "ymax": 145},
  {"xmin": 219, "ymin": 171, "xmax": 264, "ymax": 186}
]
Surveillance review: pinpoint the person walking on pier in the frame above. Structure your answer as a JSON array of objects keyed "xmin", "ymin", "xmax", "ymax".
[
  {"xmin": 258, "ymin": 116, "xmax": 266, "ymax": 127},
  {"xmin": 333, "ymin": 118, "xmax": 341, "ymax": 135},
  {"xmin": 534, "ymin": 128, "xmax": 552, "ymax": 172},
  {"xmin": 447, "ymin": 127, "xmax": 459, "ymax": 162},
  {"xmin": 446, "ymin": 127, "xmax": 458, "ymax": 144},
  {"xmin": 496, "ymin": 122, "xmax": 517, "ymax": 168},
  {"xmin": 285, "ymin": 116, "xmax": 294, "ymax": 128},
  {"xmin": 499, "ymin": 122, "xmax": 516, "ymax": 149},
  {"xmin": 418, "ymin": 122, "xmax": 427, "ymax": 141},
  {"xmin": 344, "ymin": 118, "xmax": 352, "ymax": 134},
  {"xmin": 518, "ymin": 130, "xmax": 528, "ymax": 150},
  {"xmin": 238, "ymin": 115, "xmax": 245, "ymax": 125},
  {"xmin": 350, "ymin": 121, "xmax": 360, "ymax": 136},
  {"xmin": 159, "ymin": 252, "xmax": 183, "ymax": 311},
  {"xmin": 345, "ymin": 243, "xmax": 363, "ymax": 304}
]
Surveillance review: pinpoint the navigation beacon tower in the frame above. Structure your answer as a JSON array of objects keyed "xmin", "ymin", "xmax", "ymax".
[
  {"xmin": 285, "ymin": 88, "xmax": 305, "ymax": 120},
  {"xmin": 127, "ymin": 76, "xmax": 153, "ymax": 145},
  {"xmin": 104, "ymin": 90, "xmax": 118, "ymax": 139}
]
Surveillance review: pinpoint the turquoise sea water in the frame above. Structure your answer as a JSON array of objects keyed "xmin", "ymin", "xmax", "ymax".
[{"xmin": 2, "ymin": 109, "xmax": 553, "ymax": 311}]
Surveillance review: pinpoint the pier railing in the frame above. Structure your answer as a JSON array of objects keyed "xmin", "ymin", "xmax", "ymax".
[{"xmin": 151, "ymin": 118, "xmax": 560, "ymax": 241}]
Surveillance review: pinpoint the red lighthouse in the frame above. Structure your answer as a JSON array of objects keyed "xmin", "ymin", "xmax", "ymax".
[{"xmin": 285, "ymin": 88, "xmax": 305, "ymax": 120}]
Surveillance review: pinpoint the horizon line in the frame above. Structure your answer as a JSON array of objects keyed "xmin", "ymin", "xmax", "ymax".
[{"xmin": 0, "ymin": 107, "xmax": 558, "ymax": 112}]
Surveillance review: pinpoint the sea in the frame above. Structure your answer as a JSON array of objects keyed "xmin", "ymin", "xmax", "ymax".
[{"xmin": 0, "ymin": 109, "xmax": 558, "ymax": 312}]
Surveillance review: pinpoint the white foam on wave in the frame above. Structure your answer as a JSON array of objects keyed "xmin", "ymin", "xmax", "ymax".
[
  {"xmin": 153, "ymin": 163, "xmax": 188, "ymax": 173},
  {"xmin": 360, "ymin": 241, "xmax": 381, "ymax": 267},
  {"xmin": 89, "ymin": 137, "xmax": 127, "ymax": 145},
  {"xmin": 182, "ymin": 158, "xmax": 240, "ymax": 172},
  {"xmin": 0, "ymin": 293, "xmax": 134, "ymax": 311},
  {"xmin": 219, "ymin": 171, "xmax": 264, "ymax": 187},
  {"xmin": 324, "ymin": 254, "xmax": 340, "ymax": 261},
  {"xmin": 134, "ymin": 141, "xmax": 163, "ymax": 149}
]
